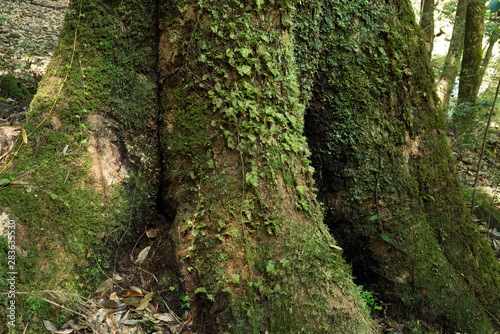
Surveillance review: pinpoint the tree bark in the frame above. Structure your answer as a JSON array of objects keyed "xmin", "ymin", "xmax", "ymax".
[
  {"xmin": 298, "ymin": 0, "xmax": 500, "ymax": 332},
  {"xmin": 454, "ymin": 0, "xmax": 486, "ymax": 135},
  {"xmin": 0, "ymin": 0, "xmax": 376, "ymax": 332},
  {"xmin": 436, "ymin": 0, "xmax": 468, "ymax": 106},
  {"xmin": 420, "ymin": 0, "xmax": 435, "ymax": 58},
  {"xmin": 156, "ymin": 1, "xmax": 376, "ymax": 332},
  {"xmin": 0, "ymin": 0, "xmax": 498, "ymax": 333}
]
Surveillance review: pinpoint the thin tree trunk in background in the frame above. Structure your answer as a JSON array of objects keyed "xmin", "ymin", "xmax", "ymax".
[
  {"xmin": 478, "ymin": 34, "xmax": 499, "ymax": 88},
  {"xmin": 420, "ymin": 0, "xmax": 435, "ymax": 58},
  {"xmin": 458, "ymin": 0, "xmax": 486, "ymax": 104},
  {"xmin": 455, "ymin": 0, "xmax": 486, "ymax": 134},
  {"xmin": 437, "ymin": 0, "xmax": 468, "ymax": 106}
]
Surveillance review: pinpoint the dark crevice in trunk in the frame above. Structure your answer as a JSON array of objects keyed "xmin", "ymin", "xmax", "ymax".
[{"xmin": 152, "ymin": 0, "xmax": 168, "ymax": 219}]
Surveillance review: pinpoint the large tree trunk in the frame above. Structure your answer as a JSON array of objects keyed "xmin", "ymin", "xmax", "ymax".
[
  {"xmin": 436, "ymin": 0, "xmax": 468, "ymax": 106},
  {"xmin": 156, "ymin": 1, "xmax": 375, "ymax": 332},
  {"xmin": 1, "ymin": 0, "xmax": 499, "ymax": 333},
  {"xmin": 458, "ymin": 0, "xmax": 486, "ymax": 104},
  {"xmin": 0, "ymin": 0, "xmax": 162, "ymax": 329},
  {"xmin": 0, "ymin": 0, "xmax": 375, "ymax": 332},
  {"xmin": 298, "ymin": 0, "xmax": 500, "ymax": 333}
]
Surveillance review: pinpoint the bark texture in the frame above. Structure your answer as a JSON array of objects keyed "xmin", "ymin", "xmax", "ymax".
[
  {"xmin": 436, "ymin": 0, "xmax": 468, "ymax": 106},
  {"xmin": 296, "ymin": 0, "xmax": 500, "ymax": 333},
  {"xmin": 156, "ymin": 1, "xmax": 375, "ymax": 332},
  {"xmin": 0, "ymin": 0, "xmax": 162, "ymax": 329},
  {"xmin": 0, "ymin": 0, "xmax": 499, "ymax": 333},
  {"xmin": 457, "ymin": 0, "xmax": 485, "ymax": 104},
  {"xmin": 420, "ymin": 0, "xmax": 435, "ymax": 58}
]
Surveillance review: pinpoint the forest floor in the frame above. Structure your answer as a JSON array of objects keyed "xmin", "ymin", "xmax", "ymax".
[{"xmin": 0, "ymin": 1, "xmax": 499, "ymax": 334}]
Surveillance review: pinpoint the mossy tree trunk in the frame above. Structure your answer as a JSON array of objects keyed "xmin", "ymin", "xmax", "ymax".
[
  {"xmin": 436, "ymin": 0, "xmax": 468, "ymax": 106},
  {"xmin": 455, "ymin": 0, "xmax": 486, "ymax": 134},
  {"xmin": 156, "ymin": 1, "xmax": 375, "ymax": 332},
  {"xmin": 296, "ymin": 0, "xmax": 500, "ymax": 333},
  {"xmin": 0, "ymin": 0, "xmax": 162, "ymax": 330},
  {"xmin": 420, "ymin": 0, "xmax": 435, "ymax": 58},
  {"xmin": 0, "ymin": 0, "xmax": 376, "ymax": 333},
  {"xmin": 1, "ymin": 0, "xmax": 499, "ymax": 333}
]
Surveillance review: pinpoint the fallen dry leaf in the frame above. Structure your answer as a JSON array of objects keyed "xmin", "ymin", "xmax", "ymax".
[
  {"xmin": 22, "ymin": 128, "xmax": 27, "ymax": 144},
  {"xmin": 146, "ymin": 228, "xmax": 158, "ymax": 238},
  {"xmin": 126, "ymin": 286, "xmax": 143, "ymax": 297},
  {"xmin": 134, "ymin": 246, "xmax": 151, "ymax": 264},
  {"xmin": 95, "ymin": 278, "xmax": 113, "ymax": 295},
  {"xmin": 135, "ymin": 292, "xmax": 154, "ymax": 311}
]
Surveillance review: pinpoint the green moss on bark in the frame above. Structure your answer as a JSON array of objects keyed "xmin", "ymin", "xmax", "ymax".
[
  {"xmin": 297, "ymin": 0, "xmax": 499, "ymax": 332},
  {"xmin": 158, "ymin": 1, "xmax": 376, "ymax": 333},
  {"xmin": 0, "ymin": 0, "xmax": 160, "ymax": 331}
]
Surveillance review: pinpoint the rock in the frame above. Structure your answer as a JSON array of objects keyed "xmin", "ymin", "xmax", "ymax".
[
  {"xmin": 0, "ymin": 73, "xmax": 30, "ymax": 99},
  {"xmin": 462, "ymin": 155, "xmax": 475, "ymax": 165},
  {"xmin": 0, "ymin": 102, "xmax": 15, "ymax": 110},
  {"xmin": 6, "ymin": 32, "xmax": 21, "ymax": 39}
]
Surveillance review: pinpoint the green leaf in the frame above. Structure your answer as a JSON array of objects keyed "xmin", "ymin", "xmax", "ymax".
[
  {"xmin": 423, "ymin": 194, "xmax": 435, "ymax": 202},
  {"xmin": 239, "ymin": 47, "xmax": 252, "ymax": 58},
  {"xmin": 381, "ymin": 235, "xmax": 390, "ymax": 243},
  {"xmin": 369, "ymin": 215, "xmax": 379, "ymax": 221},
  {"xmin": 50, "ymin": 194, "xmax": 58, "ymax": 200},
  {"xmin": 245, "ymin": 172, "xmax": 258, "ymax": 188},
  {"xmin": 237, "ymin": 65, "xmax": 252, "ymax": 76},
  {"xmin": 195, "ymin": 287, "xmax": 207, "ymax": 294},
  {"xmin": 489, "ymin": 0, "xmax": 500, "ymax": 13}
]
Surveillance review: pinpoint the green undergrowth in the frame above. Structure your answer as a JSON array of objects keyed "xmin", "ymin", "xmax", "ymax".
[{"xmin": 296, "ymin": 0, "xmax": 499, "ymax": 332}]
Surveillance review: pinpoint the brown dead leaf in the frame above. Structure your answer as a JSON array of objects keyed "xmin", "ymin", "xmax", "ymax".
[
  {"xmin": 154, "ymin": 312, "xmax": 176, "ymax": 323},
  {"xmin": 126, "ymin": 286, "xmax": 143, "ymax": 297},
  {"xmin": 146, "ymin": 228, "xmax": 158, "ymax": 238},
  {"xmin": 135, "ymin": 292, "xmax": 154, "ymax": 311},
  {"xmin": 98, "ymin": 299, "xmax": 120, "ymax": 308},
  {"xmin": 43, "ymin": 320, "xmax": 73, "ymax": 333},
  {"xmin": 120, "ymin": 296, "xmax": 142, "ymax": 307},
  {"xmin": 22, "ymin": 128, "xmax": 27, "ymax": 144},
  {"xmin": 95, "ymin": 278, "xmax": 113, "ymax": 295},
  {"xmin": 44, "ymin": 320, "xmax": 58, "ymax": 332}
]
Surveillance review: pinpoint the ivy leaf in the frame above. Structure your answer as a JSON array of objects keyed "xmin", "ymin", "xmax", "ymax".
[
  {"xmin": 239, "ymin": 47, "xmax": 252, "ymax": 58},
  {"xmin": 237, "ymin": 65, "xmax": 252, "ymax": 76}
]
